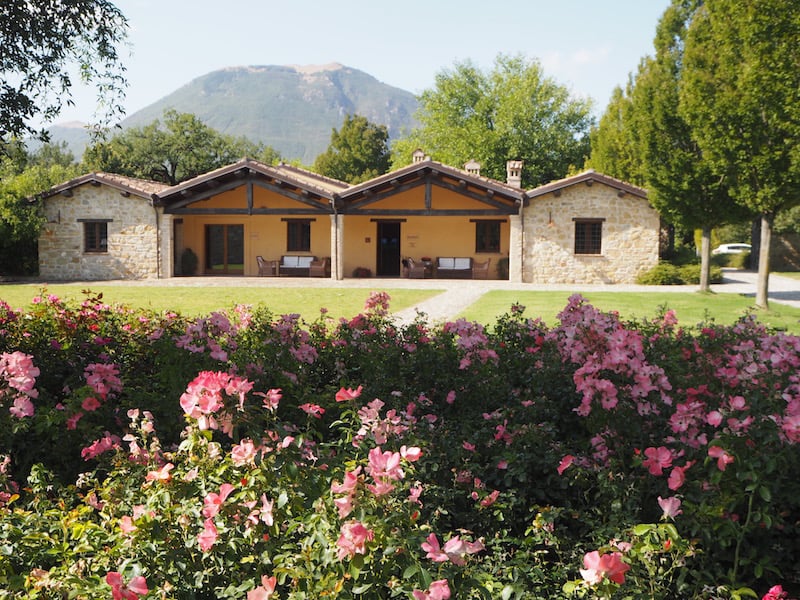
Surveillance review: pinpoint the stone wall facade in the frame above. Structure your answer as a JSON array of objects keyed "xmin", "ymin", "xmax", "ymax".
[
  {"xmin": 38, "ymin": 186, "xmax": 161, "ymax": 280},
  {"xmin": 522, "ymin": 184, "xmax": 660, "ymax": 284}
]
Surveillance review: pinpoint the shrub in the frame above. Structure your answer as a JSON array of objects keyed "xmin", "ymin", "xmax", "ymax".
[
  {"xmin": 1, "ymin": 292, "xmax": 799, "ymax": 599},
  {"xmin": 637, "ymin": 262, "xmax": 723, "ymax": 285},
  {"xmin": 636, "ymin": 262, "xmax": 683, "ymax": 285}
]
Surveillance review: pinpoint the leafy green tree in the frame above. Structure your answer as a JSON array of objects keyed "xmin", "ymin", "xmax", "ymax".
[
  {"xmin": 313, "ymin": 114, "xmax": 390, "ymax": 184},
  {"xmin": 632, "ymin": 0, "xmax": 750, "ymax": 291},
  {"xmin": 586, "ymin": 80, "xmax": 646, "ymax": 186},
  {"xmin": 84, "ymin": 110, "xmax": 279, "ymax": 185},
  {"xmin": 392, "ymin": 54, "xmax": 594, "ymax": 188},
  {"xmin": 680, "ymin": 0, "xmax": 800, "ymax": 307},
  {"xmin": 0, "ymin": 0, "xmax": 128, "ymax": 144},
  {"xmin": 0, "ymin": 158, "xmax": 80, "ymax": 275}
]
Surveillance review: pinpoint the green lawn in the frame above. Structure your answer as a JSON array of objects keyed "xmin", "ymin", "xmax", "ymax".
[
  {"xmin": 0, "ymin": 284, "xmax": 440, "ymax": 321},
  {"xmin": 2, "ymin": 283, "xmax": 799, "ymax": 333},
  {"xmin": 459, "ymin": 290, "xmax": 800, "ymax": 333}
]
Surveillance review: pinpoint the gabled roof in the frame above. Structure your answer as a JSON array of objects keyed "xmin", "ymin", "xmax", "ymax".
[
  {"xmin": 339, "ymin": 159, "xmax": 527, "ymax": 204},
  {"xmin": 38, "ymin": 172, "xmax": 169, "ymax": 200},
  {"xmin": 155, "ymin": 158, "xmax": 348, "ymax": 206},
  {"xmin": 527, "ymin": 169, "xmax": 648, "ymax": 200}
]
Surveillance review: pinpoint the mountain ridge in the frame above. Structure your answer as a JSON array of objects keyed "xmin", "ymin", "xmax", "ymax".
[{"xmin": 46, "ymin": 63, "xmax": 419, "ymax": 165}]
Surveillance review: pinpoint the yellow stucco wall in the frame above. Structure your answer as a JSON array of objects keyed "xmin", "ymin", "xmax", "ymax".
[
  {"xmin": 369, "ymin": 185, "xmax": 494, "ymax": 211},
  {"xmin": 179, "ymin": 215, "xmax": 331, "ymax": 276},
  {"xmin": 177, "ymin": 185, "xmax": 331, "ymax": 276},
  {"xmin": 341, "ymin": 215, "xmax": 507, "ymax": 277}
]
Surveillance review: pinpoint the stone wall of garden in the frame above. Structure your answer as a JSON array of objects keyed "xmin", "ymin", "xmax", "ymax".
[
  {"xmin": 38, "ymin": 185, "xmax": 161, "ymax": 280},
  {"xmin": 523, "ymin": 183, "xmax": 660, "ymax": 283}
]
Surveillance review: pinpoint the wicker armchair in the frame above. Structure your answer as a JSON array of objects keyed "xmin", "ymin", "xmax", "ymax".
[
  {"xmin": 472, "ymin": 258, "xmax": 491, "ymax": 280},
  {"xmin": 257, "ymin": 255, "xmax": 278, "ymax": 277},
  {"xmin": 405, "ymin": 257, "xmax": 428, "ymax": 279},
  {"xmin": 309, "ymin": 256, "xmax": 331, "ymax": 278}
]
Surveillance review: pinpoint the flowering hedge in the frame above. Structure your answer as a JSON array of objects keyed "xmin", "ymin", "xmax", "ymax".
[{"xmin": 0, "ymin": 291, "xmax": 799, "ymax": 599}]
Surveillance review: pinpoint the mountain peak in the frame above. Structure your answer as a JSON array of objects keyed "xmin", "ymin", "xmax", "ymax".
[
  {"xmin": 46, "ymin": 63, "xmax": 418, "ymax": 165},
  {"xmin": 285, "ymin": 63, "xmax": 345, "ymax": 75}
]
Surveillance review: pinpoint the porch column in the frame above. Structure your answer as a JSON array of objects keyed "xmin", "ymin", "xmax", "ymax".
[
  {"xmin": 508, "ymin": 214, "xmax": 523, "ymax": 283},
  {"xmin": 160, "ymin": 211, "xmax": 174, "ymax": 279},
  {"xmin": 331, "ymin": 214, "xmax": 344, "ymax": 280}
]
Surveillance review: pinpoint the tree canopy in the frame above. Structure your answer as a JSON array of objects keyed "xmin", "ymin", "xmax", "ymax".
[
  {"xmin": 392, "ymin": 54, "xmax": 594, "ymax": 188},
  {"xmin": 632, "ymin": 0, "xmax": 749, "ymax": 290},
  {"xmin": 84, "ymin": 111, "xmax": 281, "ymax": 185},
  {"xmin": 0, "ymin": 148, "xmax": 81, "ymax": 275},
  {"xmin": 680, "ymin": 0, "xmax": 800, "ymax": 306},
  {"xmin": 312, "ymin": 114, "xmax": 391, "ymax": 184},
  {"xmin": 0, "ymin": 0, "xmax": 128, "ymax": 143},
  {"xmin": 585, "ymin": 81, "xmax": 645, "ymax": 187}
]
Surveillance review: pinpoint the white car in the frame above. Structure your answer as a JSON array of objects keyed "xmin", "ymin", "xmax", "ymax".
[{"xmin": 712, "ymin": 243, "xmax": 752, "ymax": 255}]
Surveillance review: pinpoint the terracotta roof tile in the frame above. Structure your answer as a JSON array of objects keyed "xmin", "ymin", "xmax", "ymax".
[{"xmin": 39, "ymin": 172, "xmax": 168, "ymax": 200}]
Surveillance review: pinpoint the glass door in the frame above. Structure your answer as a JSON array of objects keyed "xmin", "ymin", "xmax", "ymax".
[{"xmin": 205, "ymin": 225, "xmax": 244, "ymax": 274}]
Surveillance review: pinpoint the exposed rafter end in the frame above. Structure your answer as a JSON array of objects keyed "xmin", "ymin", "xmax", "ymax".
[
  {"xmin": 60, "ymin": 190, "xmax": 73, "ymax": 197},
  {"xmin": 617, "ymin": 190, "xmax": 626, "ymax": 198}
]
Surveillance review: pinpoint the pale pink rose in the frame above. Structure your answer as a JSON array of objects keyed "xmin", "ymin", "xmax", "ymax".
[
  {"xmin": 336, "ymin": 520, "xmax": 374, "ymax": 560},
  {"xmin": 412, "ymin": 579, "xmax": 451, "ymax": 600},
  {"xmin": 203, "ymin": 483, "xmax": 235, "ymax": 518},
  {"xmin": 231, "ymin": 439, "xmax": 258, "ymax": 466},
  {"xmin": 119, "ymin": 515, "xmax": 137, "ymax": 534},
  {"xmin": 657, "ymin": 495, "xmax": 683, "ymax": 519},
  {"xmin": 197, "ymin": 518, "xmax": 218, "ymax": 552},
  {"xmin": 247, "ymin": 575, "xmax": 277, "ymax": 600},
  {"xmin": 708, "ymin": 446, "xmax": 734, "ymax": 471},
  {"xmin": 400, "ymin": 445, "xmax": 422, "ymax": 462},
  {"xmin": 580, "ymin": 550, "xmax": 630, "ymax": 585}
]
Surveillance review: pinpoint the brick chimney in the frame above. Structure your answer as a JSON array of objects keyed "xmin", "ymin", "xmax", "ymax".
[
  {"xmin": 464, "ymin": 159, "xmax": 481, "ymax": 176},
  {"xmin": 506, "ymin": 160, "xmax": 523, "ymax": 188}
]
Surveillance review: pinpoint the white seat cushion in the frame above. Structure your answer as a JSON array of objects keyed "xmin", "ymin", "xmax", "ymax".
[
  {"xmin": 438, "ymin": 258, "xmax": 454, "ymax": 269},
  {"xmin": 454, "ymin": 258, "xmax": 471, "ymax": 270}
]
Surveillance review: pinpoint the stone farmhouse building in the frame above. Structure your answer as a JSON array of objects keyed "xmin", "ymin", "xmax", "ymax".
[{"xmin": 36, "ymin": 152, "xmax": 660, "ymax": 283}]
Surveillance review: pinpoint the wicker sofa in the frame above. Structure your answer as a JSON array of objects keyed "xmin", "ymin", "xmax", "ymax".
[
  {"xmin": 279, "ymin": 255, "xmax": 316, "ymax": 277},
  {"xmin": 435, "ymin": 257, "xmax": 473, "ymax": 279}
]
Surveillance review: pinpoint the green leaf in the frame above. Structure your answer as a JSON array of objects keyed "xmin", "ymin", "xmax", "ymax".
[
  {"xmin": 632, "ymin": 523, "xmax": 655, "ymax": 536},
  {"xmin": 758, "ymin": 486, "xmax": 772, "ymax": 502},
  {"xmin": 352, "ymin": 583, "xmax": 373, "ymax": 594},
  {"xmin": 501, "ymin": 585, "xmax": 515, "ymax": 600},
  {"xmin": 277, "ymin": 491, "xmax": 289, "ymax": 508},
  {"xmin": 402, "ymin": 564, "xmax": 419, "ymax": 579}
]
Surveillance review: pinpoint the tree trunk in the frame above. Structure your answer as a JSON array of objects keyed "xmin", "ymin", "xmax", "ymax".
[
  {"xmin": 699, "ymin": 226, "xmax": 711, "ymax": 292},
  {"xmin": 755, "ymin": 213, "xmax": 773, "ymax": 309}
]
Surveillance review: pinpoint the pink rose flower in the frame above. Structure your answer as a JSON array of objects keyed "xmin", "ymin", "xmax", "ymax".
[
  {"xmin": 335, "ymin": 385, "xmax": 363, "ymax": 402},
  {"xmin": 580, "ymin": 550, "xmax": 630, "ymax": 585},
  {"xmin": 106, "ymin": 571, "xmax": 148, "ymax": 600},
  {"xmin": 657, "ymin": 495, "xmax": 683, "ymax": 519}
]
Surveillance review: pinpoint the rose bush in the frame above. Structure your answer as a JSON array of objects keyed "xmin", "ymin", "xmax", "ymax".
[{"xmin": 0, "ymin": 290, "xmax": 798, "ymax": 598}]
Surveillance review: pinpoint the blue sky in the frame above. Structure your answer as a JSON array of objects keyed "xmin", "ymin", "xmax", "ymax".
[{"xmin": 59, "ymin": 0, "xmax": 672, "ymax": 124}]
